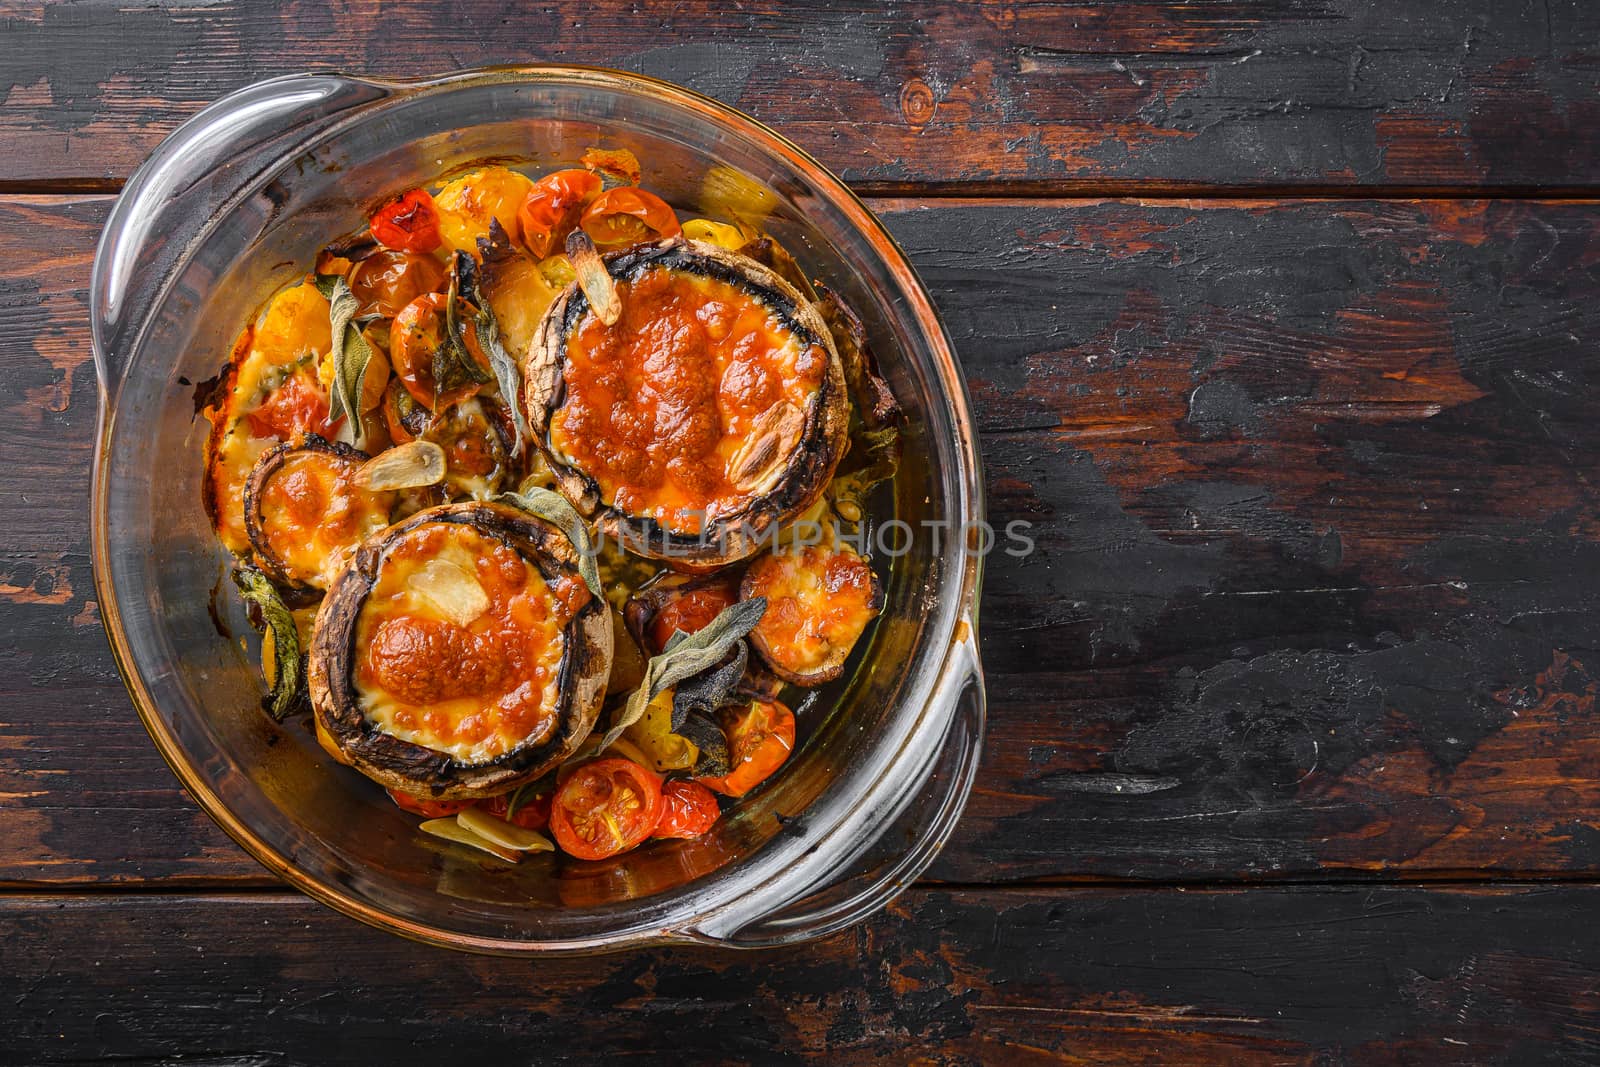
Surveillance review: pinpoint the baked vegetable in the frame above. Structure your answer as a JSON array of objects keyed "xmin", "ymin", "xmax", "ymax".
[
  {"xmin": 242, "ymin": 433, "xmax": 395, "ymax": 595},
  {"xmin": 741, "ymin": 540, "xmax": 883, "ymax": 686},
  {"xmin": 623, "ymin": 569, "xmax": 741, "ymax": 656},
  {"xmin": 524, "ymin": 236, "xmax": 850, "ymax": 566},
  {"xmin": 697, "ymin": 699, "xmax": 795, "ymax": 797},
  {"xmin": 308, "ymin": 501, "xmax": 613, "ymax": 800}
]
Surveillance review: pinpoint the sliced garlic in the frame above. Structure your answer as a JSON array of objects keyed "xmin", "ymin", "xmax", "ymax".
[
  {"xmin": 407, "ymin": 558, "xmax": 489, "ymax": 628},
  {"xmin": 419, "ymin": 817, "xmax": 520, "ymax": 863},
  {"xmin": 565, "ymin": 230, "xmax": 622, "ymax": 327},
  {"xmin": 728, "ymin": 400, "xmax": 804, "ymax": 492},
  {"xmin": 360, "ymin": 439, "xmax": 446, "ymax": 491},
  {"xmin": 457, "ymin": 808, "xmax": 555, "ymax": 853}
]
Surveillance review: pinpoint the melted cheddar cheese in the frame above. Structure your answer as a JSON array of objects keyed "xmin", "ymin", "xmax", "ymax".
[
  {"xmin": 352, "ymin": 522, "xmax": 585, "ymax": 764},
  {"xmin": 745, "ymin": 542, "xmax": 879, "ymax": 679},
  {"xmin": 204, "ymin": 282, "xmax": 336, "ymax": 553},
  {"xmin": 548, "ymin": 268, "xmax": 825, "ymax": 534},
  {"xmin": 254, "ymin": 449, "xmax": 394, "ymax": 589}
]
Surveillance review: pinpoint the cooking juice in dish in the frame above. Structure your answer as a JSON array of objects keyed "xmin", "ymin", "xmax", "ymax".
[{"xmin": 199, "ymin": 150, "xmax": 900, "ymax": 870}]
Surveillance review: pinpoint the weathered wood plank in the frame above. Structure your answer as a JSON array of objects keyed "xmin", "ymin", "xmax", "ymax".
[
  {"xmin": 1, "ymin": 1, "xmax": 1598, "ymax": 190},
  {"xmin": 5, "ymin": 195, "xmax": 1600, "ymax": 886},
  {"xmin": 6, "ymin": 885, "xmax": 1600, "ymax": 1063}
]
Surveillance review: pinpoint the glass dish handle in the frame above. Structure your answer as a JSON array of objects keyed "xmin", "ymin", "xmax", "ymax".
[
  {"xmin": 90, "ymin": 73, "xmax": 389, "ymax": 399},
  {"xmin": 684, "ymin": 619, "xmax": 986, "ymax": 948}
]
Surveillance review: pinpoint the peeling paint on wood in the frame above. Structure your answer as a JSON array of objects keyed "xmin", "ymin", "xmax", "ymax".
[
  {"xmin": 7, "ymin": 887, "xmax": 1600, "ymax": 1062},
  {"xmin": 0, "ymin": 1, "xmax": 1598, "ymax": 189}
]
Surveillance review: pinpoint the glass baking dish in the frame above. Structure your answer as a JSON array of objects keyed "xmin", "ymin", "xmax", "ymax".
[{"xmin": 89, "ymin": 66, "xmax": 984, "ymax": 953}]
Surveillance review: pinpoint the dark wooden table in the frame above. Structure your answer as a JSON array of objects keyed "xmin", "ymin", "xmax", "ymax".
[{"xmin": 6, "ymin": 2, "xmax": 1600, "ymax": 1062}]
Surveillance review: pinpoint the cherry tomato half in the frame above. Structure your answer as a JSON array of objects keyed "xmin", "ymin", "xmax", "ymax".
[
  {"xmin": 245, "ymin": 371, "xmax": 340, "ymax": 440},
  {"xmin": 518, "ymin": 169, "xmax": 603, "ymax": 259},
  {"xmin": 550, "ymin": 758, "xmax": 664, "ymax": 861},
  {"xmin": 390, "ymin": 292, "xmax": 487, "ymax": 411},
  {"xmin": 381, "ymin": 376, "xmax": 429, "ymax": 444},
  {"xmin": 484, "ymin": 791, "xmax": 553, "ymax": 832},
  {"xmin": 698, "ymin": 700, "xmax": 795, "ymax": 798},
  {"xmin": 581, "ymin": 146, "xmax": 642, "ymax": 185},
  {"xmin": 653, "ymin": 779, "xmax": 720, "ymax": 839},
  {"xmin": 349, "ymin": 250, "xmax": 447, "ymax": 319},
  {"xmin": 369, "ymin": 189, "xmax": 443, "ymax": 253},
  {"xmin": 580, "ymin": 187, "xmax": 681, "ymax": 249},
  {"xmin": 387, "ymin": 787, "xmax": 475, "ymax": 819},
  {"xmin": 647, "ymin": 578, "xmax": 739, "ymax": 654}
]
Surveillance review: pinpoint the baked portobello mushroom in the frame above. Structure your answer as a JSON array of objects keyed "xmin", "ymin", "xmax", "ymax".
[
  {"xmin": 308, "ymin": 501, "xmax": 613, "ymax": 800},
  {"xmin": 741, "ymin": 541, "xmax": 883, "ymax": 686},
  {"xmin": 242, "ymin": 432, "xmax": 395, "ymax": 597},
  {"xmin": 524, "ymin": 236, "xmax": 849, "ymax": 566}
]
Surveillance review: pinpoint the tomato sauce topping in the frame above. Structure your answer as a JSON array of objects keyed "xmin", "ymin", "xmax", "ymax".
[
  {"xmin": 352, "ymin": 522, "xmax": 590, "ymax": 763},
  {"xmin": 257, "ymin": 450, "xmax": 394, "ymax": 588},
  {"xmin": 746, "ymin": 544, "xmax": 879, "ymax": 676},
  {"xmin": 549, "ymin": 268, "xmax": 825, "ymax": 534}
]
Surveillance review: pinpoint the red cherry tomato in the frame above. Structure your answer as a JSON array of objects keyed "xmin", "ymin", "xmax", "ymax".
[
  {"xmin": 369, "ymin": 189, "xmax": 443, "ymax": 253},
  {"xmin": 647, "ymin": 579, "xmax": 739, "ymax": 654},
  {"xmin": 518, "ymin": 169, "xmax": 603, "ymax": 259},
  {"xmin": 389, "ymin": 292, "xmax": 486, "ymax": 411},
  {"xmin": 380, "ymin": 376, "xmax": 429, "ymax": 444},
  {"xmin": 581, "ymin": 146, "xmax": 642, "ymax": 186},
  {"xmin": 580, "ymin": 187, "xmax": 681, "ymax": 249},
  {"xmin": 484, "ymin": 791, "xmax": 553, "ymax": 832},
  {"xmin": 386, "ymin": 787, "xmax": 475, "ymax": 819},
  {"xmin": 698, "ymin": 700, "xmax": 795, "ymax": 798},
  {"xmin": 550, "ymin": 758, "xmax": 664, "ymax": 861},
  {"xmin": 244, "ymin": 371, "xmax": 340, "ymax": 440},
  {"xmin": 653, "ymin": 779, "xmax": 720, "ymax": 839},
  {"xmin": 348, "ymin": 250, "xmax": 447, "ymax": 318}
]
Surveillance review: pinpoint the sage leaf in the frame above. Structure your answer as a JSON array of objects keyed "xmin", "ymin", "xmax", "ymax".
[
  {"xmin": 598, "ymin": 597, "xmax": 767, "ymax": 752},
  {"xmin": 321, "ymin": 275, "xmax": 373, "ymax": 446},
  {"xmin": 499, "ymin": 487, "xmax": 602, "ymax": 598},
  {"xmin": 434, "ymin": 253, "xmax": 493, "ymax": 401},
  {"xmin": 671, "ymin": 640, "xmax": 748, "ymax": 729},
  {"xmin": 457, "ymin": 241, "xmax": 530, "ymax": 457},
  {"xmin": 679, "ymin": 710, "xmax": 732, "ymax": 778},
  {"xmin": 231, "ymin": 565, "xmax": 302, "ymax": 721}
]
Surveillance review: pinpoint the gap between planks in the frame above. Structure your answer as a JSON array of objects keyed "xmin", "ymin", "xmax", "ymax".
[
  {"xmin": 10, "ymin": 178, "xmax": 1600, "ymax": 203},
  {"xmin": 13, "ymin": 872, "xmax": 1600, "ymax": 900}
]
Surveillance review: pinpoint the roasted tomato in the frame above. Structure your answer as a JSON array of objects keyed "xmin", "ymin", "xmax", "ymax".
[
  {"xmin": 580, "ymin": 187, "xmax": 681, "ymax": 248},
  {"xmin": 245, "ymin": 371, "xmax": 341, "ymax": 440},
  {"xmin": 381, "ymin": 377, "xmax": 430, "ymax": 444},
  {"xmin": 349, "ymin": 250, "xmax": 447, "ymax": 318},
  {"xmin": 653, "ymin": 779, "xmax": 720, "ymax": 839},
  {"xmin": 369, "ymin": 189, "xmax": 443, "ymax": 253},
  {"xmin": 550, "ymin": 757, "xmax": 664, "ymax": 860},
  {"xmin": 484, "ymin": 791, "xmax": 553, "ymax": 832},
  {"xmin": 390, "ymin": 292, "xmax": 486, "ymax": 410},
  {"xmin": 518, "ymin": 169, "xmax": 603, "ymax": 259},
  {"xmin": 647, "ymin": 580, "xmax": 739, "ymax": 654},
  {"xmin": 581, "ymin": 146, "xmax": 642, "ymax": 185},
  {"xmin": 387, "ymin": 787, "xmax": 475, "ymax": 818},
  {"xmin": 698, "ymin": 700, "xmax": 795, "ymax": 798}
]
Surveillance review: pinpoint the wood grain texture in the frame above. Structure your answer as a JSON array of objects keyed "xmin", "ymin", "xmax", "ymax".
[
  {"xmin": 6, "ymin": 886, "xmax": 1600, "ymax": 1064},
  {"xmin": 2, "ymin": 1, "xmax": 1599, "ymax": 191},
  {"xmin": 4, "ymin": 194, "xmax": 1600, "ymax": 888}
]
